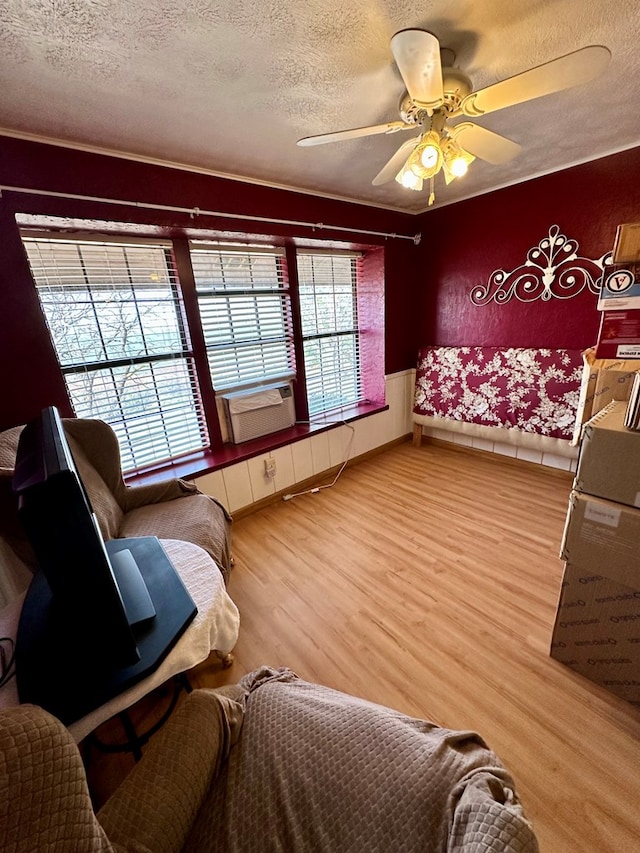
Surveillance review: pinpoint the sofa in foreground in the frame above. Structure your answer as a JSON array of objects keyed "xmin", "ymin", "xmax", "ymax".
[{"xmin": 0, "ymin": 667, "xmax": 539, "ymax": 852}]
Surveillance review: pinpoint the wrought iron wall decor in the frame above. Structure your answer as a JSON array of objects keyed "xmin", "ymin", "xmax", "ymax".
[{"xmin": 470, "ymin": 224, "xmax": 611, "ymax": 305}]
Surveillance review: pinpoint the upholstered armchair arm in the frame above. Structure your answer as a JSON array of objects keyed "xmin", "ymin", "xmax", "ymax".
[
  {"xmin": 97, "ymin": 687, "xmax": 246, "ymax": 853},
  {"xmin": 123, "ymin": 477, "xmax": 199, "ymax": 510},
  {"xmin": 123, "ymin": 479, "xmax": 232, "ymax": 522}
]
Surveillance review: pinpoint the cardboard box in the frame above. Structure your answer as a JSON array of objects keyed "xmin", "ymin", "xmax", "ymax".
[
  {"xmin": 613, "ymin": 222, "xmax": 640, "ymax": 264},
  {"xmin": 571, "ymin": 349, "xmax": 640, "ymax": 444},
  {"xmin": 560, "ymin": 491, "xmax": 640, "ymax": 587},
  {"xmin": 592, "ymin": 359, "xmax": 638, "ymax": 409},
  {"xmin": 550, "ymin": 562, "xmax": 640, "ymax": 705},
  {"xmin": 574, "ymin": 401, "xmax": 640, "ymax": 507}
]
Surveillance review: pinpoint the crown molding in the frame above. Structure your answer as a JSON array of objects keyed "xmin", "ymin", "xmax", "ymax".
[{"xmin": 0, "ymin": 128, "xmax": 419, "ymax": 217}]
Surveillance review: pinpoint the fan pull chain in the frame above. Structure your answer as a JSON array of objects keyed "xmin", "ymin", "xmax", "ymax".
[{"xmin": 428, "ymin": 176, "xmax": 435, "ymax": 206}]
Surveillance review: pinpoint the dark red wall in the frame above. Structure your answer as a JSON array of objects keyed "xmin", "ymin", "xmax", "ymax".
[
  {"xmin": 3, "ymin": 134, "xmax": 638, "ymax": 432},
  {"xmin": 0, "ymin": 136, "xmax": 421, "ymax": 430},
  {"xmin": 417, "ymin": 146, "xmax": 640, "ymax": 349}
]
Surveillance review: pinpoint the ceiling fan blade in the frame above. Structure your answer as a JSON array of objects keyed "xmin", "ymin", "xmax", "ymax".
[
  {"xmin": 372, "ymin": 136, "xmax": 421, "ymax": 186},
  {"xmin": 452, "ymin": 122, "xmax": 521, "ymax": 165},
  {"xmin": 297, "ymin": 121, "xmax": 414, "ymax": 147},
  {"xmin": 390, "ymin": 29, "xmax": 443, "ymax": 110},
  {"xmin": 461, "ymin": 45, "xmax": 611, "ymax": 117}
]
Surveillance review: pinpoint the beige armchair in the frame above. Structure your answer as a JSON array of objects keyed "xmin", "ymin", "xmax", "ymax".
[
  {"xmin": 0, "ymin": 667, "xmax": 539, "ymax": 853},
  {"xmin": 0, "ymin": 416, "xmax": 232, "ymax": 602}
]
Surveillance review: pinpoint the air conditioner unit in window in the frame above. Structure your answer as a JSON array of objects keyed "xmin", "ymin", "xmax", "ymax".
[{"xmin": 220, "ymin": 382, "xmax": 296, "ymax": 444}]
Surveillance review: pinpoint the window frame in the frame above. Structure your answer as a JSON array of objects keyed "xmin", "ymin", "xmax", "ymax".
[
  {"xmin": 20, "ymin": 225, "xmax": 382, "ymax": 477},
  {"xmin": 296, "ymin": 249, "xmax": 363, "ymax": 418},
  {"xmin": 22, "ymin": 232, "xmax": 210, "ymax": 472},
  {"xmin": 188, "ymin": 241, "xmax": 295, "ymax": 393}
]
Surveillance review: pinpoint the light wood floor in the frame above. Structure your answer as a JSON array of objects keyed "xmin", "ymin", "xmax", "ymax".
[{"xmin": 87, "ymin": 439, "xmax": 640, "ymax": 851}]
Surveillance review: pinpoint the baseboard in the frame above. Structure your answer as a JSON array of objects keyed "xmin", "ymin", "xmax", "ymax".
[{"xmin": 420, "ymin": 436, "xmax": 574, "ymax": 482}]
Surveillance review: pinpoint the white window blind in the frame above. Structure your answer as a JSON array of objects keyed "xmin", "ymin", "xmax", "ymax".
[
  {"xmin": 297, "ymin": 252, "xmax": 362, "ymax": 416},
  {"xmin": 22, "ymin": 236, "xmax": 209, "ymax": 472},
  {"xmin": 190, "ymin": 245, "xmax": 294, "ymax": 390}
]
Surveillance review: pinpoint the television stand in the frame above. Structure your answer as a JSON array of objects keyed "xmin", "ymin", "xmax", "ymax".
[
  {"xmin": 16, "ymin": 537, "xmax": 197, "ymax": 726},
  {"xmin": 109, "ymin": 546, "xmax": 156, "ymax": 625}
]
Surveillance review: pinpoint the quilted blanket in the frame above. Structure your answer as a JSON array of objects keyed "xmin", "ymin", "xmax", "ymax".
[
  {"xmin": 414, "ymin": 346, "xmax": 583, "ymax": 440},
  {"xmin": 185, "ymin": 667, "xmax": 539, "ymax": 853}
]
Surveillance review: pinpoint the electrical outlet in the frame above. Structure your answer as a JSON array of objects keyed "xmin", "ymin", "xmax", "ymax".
[{"xmin": 264, "ymin": 457, "xmax": 276, "ymax": 479}]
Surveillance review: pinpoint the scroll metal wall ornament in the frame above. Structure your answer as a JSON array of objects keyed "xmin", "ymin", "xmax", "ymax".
[{"xmin": 470, "ymin": 224, "xmax": 612, "ymax": 305}]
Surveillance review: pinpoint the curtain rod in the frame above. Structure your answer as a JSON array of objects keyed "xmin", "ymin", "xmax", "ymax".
[{"xmin": 0, "ymin": 184, "xmax": 422, "ymax": 245}]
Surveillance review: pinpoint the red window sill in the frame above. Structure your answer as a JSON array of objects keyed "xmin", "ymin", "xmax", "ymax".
[{"xmin": 125, "ymin": 401, "xmax": 388, "ymax": 486}]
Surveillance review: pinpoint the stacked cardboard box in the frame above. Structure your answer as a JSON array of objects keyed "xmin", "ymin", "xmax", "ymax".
[
  {"xmin": 571, "ymin": 348, "xmax": 639, "ymax": 444},
  {"xmin": 551, "ymin": 401, "xmax": 640, "ymax": 705}
]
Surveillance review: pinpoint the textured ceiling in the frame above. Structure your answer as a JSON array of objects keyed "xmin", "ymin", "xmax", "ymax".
[{"xmin": 0, "ymin": 0, "xmax": 639, "ymax": 213}]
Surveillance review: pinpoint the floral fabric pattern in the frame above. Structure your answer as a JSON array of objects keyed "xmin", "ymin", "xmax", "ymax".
[{"xmin": 414, "ymin": 347, "xmax": 583, "ymax": 440}]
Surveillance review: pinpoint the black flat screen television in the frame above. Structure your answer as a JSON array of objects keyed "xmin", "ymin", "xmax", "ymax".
[
  {"xmin": 13, "ymin": 406, "xmax": 140, "ymax": 666},
  {"xmin": 12, "ymin": 406, "xmax": 197, "ymax": 725}
]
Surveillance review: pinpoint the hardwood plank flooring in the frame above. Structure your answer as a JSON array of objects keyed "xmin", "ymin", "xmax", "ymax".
[{"xmin": 87, "ymin": 440, "xmax": 640, "ymax": 852}]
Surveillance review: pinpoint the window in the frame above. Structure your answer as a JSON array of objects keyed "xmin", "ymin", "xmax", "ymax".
[
  {"xmin": 190, "ymin": 244, "xmax": 293, "ymax": 391},
  {"xmin": 22, "ymin": 224, "xmax": 379, "ymax": 473},
  {"xmin": 23, "ymin": 236, "xmax": 208, "ymax": 472},
  {"xmin": 297, "ymin": 252, "xmax": 362, "ymax": 416}
]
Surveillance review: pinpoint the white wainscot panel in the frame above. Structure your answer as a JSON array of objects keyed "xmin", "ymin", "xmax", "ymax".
[
  {"xmin": 404, "ymin": 369, "xmax": 416, "ymax": 435},
  {"xmin": 541, "ymin": 452, "xmax": 572, "ymax": 471},
  {"xmin": 328, "ymin": 424, "xmax": 354, "ymax": 467},
  {"xmin": 472, "ymin": 437, "xmax": 494, "ymax": 453},
  {"xmin": 516, "ymin": 446, "xmax": 543, "ymax": 465},
  {"xmin": 194, "ymin": 468, "xmax": 229, "ymax": 510},
  {"xmin": 247, "ymin": 454, "xmax": 276, "ymax": 502},
  {"xmin": 493, "ymin": 442, "xmax": 517, "ymax": 458},
  {"xmin": 377, "ymin": 376, "xmax": 398, "ymax": 443},
  {"xmin": 272, "ymin": 444, "xmax": 296, "ymax": 491},
  {"xmin": 374, "ymin": 405, "xmax": 395, "ymax": 446},
  {"xmin": 222, "ymin": 461, "xmax": 254, "ymax": 512},
  {"xmin": 452, "ymin": 433, "xmax": 473, "ymax": 447},
  {"xmin": 385, "ymin": 369, "xmax": 413, "ymax": 439},
  {"xmin": 310, "ymin": 431, "xmax": 331, "ymax": 475},
  {"xmin": 353, "ymin": 411, "xmax": 384, "ymax": 456},
  {"xmin": 429, "ymin": 427, "xmax": 455, "ymax": 443},
  {"xmin": 291, "ymin": 439, "xmax": 314, "ymax": 483}
]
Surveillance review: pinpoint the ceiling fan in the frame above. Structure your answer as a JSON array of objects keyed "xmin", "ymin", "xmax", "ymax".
[{"xmin": 297, "ymin": 30, "xmax": 610, "ymax": 204}]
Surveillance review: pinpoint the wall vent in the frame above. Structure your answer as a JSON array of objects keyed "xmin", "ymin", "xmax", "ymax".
[{"xmin": 220, "ymin": 382, "xmax": 295, "ymax": 444}]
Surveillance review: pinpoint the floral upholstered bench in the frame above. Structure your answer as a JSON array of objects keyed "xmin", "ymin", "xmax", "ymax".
[{"xmin": 412, "ymin": 346, "xmax": 584, "ymax": 463}]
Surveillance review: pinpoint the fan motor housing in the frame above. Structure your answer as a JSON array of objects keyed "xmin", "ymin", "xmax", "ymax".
[
  {"xmin": 399, "ymin": 67, "xmax": 473, "ymax": 121},
  {"xmin": 441, "ymin": 68, "xmax": 473, "ymax": 114}
]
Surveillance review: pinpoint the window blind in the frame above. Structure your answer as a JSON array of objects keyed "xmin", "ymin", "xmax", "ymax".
[
  {"xmin": 296, "ymin": 252, "xmax": 362, "ymax": 416},
  {"xmin": 190, "ymin": 245, "xmax": 294, "ymax": 390},
  {"xmin": 22, "ymin": 236, "xmax": 209, "ymax": 471}
]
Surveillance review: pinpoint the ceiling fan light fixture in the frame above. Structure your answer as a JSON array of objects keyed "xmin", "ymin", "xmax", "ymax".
[
  {"xmin": 442, "ymin": 139, "xmax": 475, "ymax": 180},
  {"xmin": 295, "ymin": 33, "xmax": 610, "ymax": 203},
  {"xmin": 421, "ymin": 142, "xmax": 441, "ymax": 169},
  {"xmin": 395, "ymin": 164, "xmax": 423, "ymax": 190},
  {"xmin": 449, "ymin": 154, "xmax": 469, "ymax": 177},
  {"xmin": 408, "ymin": 130, "xmax": 443, "ymax": 179}
]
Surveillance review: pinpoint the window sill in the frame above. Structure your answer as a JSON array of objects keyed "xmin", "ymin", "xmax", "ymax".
[{"xmin": 125, "ymin": 400, "xmax": 388, "ymax": 486}]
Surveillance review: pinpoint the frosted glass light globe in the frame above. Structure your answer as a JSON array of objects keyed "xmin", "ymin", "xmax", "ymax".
[
  {"xmin": 420, "ymin": 144, "xmax": 440, "ymax": 169},
  {"xmin": 450, "ymin": 156, "xmax": 468, "ymax": 177}
]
